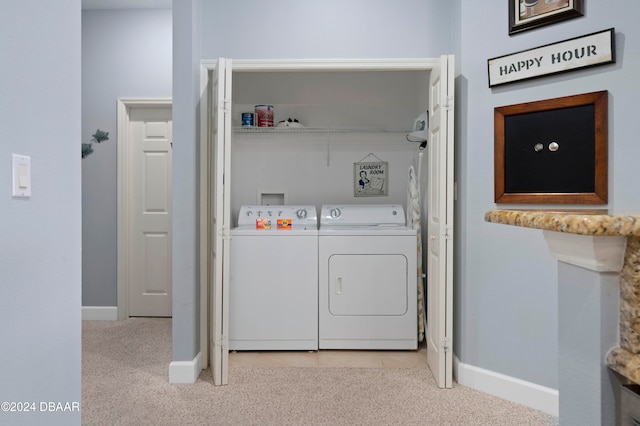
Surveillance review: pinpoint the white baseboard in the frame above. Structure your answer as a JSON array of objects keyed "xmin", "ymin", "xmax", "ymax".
[
  {"xmin": 169, "ymin": 351, "xmax": 203, "ymax": 384},
  {"xmin": 454, "ymin": 355, "xmax": 558, "ymax": 417},
  {"xmin": 82, "ymin": 306, "xmax": 118, "ymax": 321}
]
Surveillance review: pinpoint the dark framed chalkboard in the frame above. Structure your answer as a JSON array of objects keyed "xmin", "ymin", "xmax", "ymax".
[{"xmin": 494, "ymin": 91, "xmax": 608, "ymax": 204}]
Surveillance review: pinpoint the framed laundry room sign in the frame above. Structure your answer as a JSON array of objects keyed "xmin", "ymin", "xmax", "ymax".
[
  {"xmin": 488, "ymin": 28, "xmax": 615, "ymax": 87},
  {"xmin": 354, "ymin": 158, "xmax": 388, "ymax": 197}
]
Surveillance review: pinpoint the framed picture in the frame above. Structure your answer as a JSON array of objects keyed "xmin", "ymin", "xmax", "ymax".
[
  {"xmin": 509, "ymin": 0, "xmax": 584, "ymax": 35},
  {"xmin": 354, "ymin": 161, "xmax": 388, "ymax": 197},
  {"xmin": 494, "ymin": 91, "xmax": 608, "ymax": 204},
  {"xmin": 488, "ymin": 28, "xmax": 615, "ymax": 87}
]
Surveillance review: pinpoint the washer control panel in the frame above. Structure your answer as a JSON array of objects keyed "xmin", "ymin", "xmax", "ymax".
[{"xmin": 237, "ymin": 205, "xmax": 317, "ymax": 229}]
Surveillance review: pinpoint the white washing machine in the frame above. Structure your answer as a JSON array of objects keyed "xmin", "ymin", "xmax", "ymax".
[
  {"xmin": 318, "ymin": 204, "xmax": 418, "ymax": 350},
  {"xmin": 229, "ymin": 205, "xmax": 318, "ymax": 350}
]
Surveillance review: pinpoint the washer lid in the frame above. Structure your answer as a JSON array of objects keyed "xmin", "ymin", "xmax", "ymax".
[{"xmin": 320, "ymin": 204, "xmax": 406, "ymax": 227}]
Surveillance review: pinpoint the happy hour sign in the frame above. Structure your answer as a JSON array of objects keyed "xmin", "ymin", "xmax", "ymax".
[{"xmin": 488, "ymin": 28, "xmax": 615, "ymax": 87}]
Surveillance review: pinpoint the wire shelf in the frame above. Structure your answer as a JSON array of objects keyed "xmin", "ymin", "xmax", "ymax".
[{"xmin": 233, "ymin": 126, "xmax": 409, "ymax": 134}]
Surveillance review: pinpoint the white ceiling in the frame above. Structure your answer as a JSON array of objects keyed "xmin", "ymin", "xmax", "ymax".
[{"xmin": 82, "ymin": 0, "xmax": 171, "ymax": 9}]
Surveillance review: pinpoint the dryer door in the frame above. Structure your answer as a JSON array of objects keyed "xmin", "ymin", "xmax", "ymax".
[{"xmin": 328, "ymin": 254, "xmax": 408, "ymax": 316}]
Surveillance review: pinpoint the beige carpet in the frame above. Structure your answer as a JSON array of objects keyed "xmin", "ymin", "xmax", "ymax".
[{"xmin": 82, "ymin": 318, "xmax": 557, "ymax": 425}]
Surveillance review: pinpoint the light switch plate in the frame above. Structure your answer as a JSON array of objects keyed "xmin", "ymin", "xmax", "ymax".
[{"xmin": 12, "ymin": 154, "xmax": 31, "ymax": 198}]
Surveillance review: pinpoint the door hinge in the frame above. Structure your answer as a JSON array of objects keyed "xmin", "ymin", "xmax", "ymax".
[
  {"xmin": 218, "ymin": 226, "xmax": 232, "ymax": 240},
  {"xmin": 215, "ymin": 335, "xmax": 229, "ymax": 349},
  {"xmin": 442, "ymin": 337, "xmax": 451, "ymax": 353},
  {"xmin": 442, "ymin": 226, "xmax": 453, "ymax": 240},
  {"xmin": 445, "ymin": 96, "xmax": 454, "ymax": 112},
  {"xmin": 223, "ymin": 99, "xmax": 231, "ymax": 115}
]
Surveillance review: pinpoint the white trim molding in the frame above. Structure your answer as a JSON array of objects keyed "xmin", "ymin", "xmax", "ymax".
[
  {"xmin": 169, "ymin": 352, "xmax": 203, "ymax": 384},
  {"xmin": 82, "ymin": 306, "xmax": 118, "ymax": 321},
  {"xmin": 454, "ymin": 355, "xmax": 559, "ymax": 417},
  {"xmin": 201, "ymin": 57, "xmax": 441, "ymax": 73},
  {"xmin": 543, "ymin": 231, "xmax": 627, "ymax": 272},
  {"xmin": 197, "ymin": 57, "xmax": 448, "ymax": 380}
]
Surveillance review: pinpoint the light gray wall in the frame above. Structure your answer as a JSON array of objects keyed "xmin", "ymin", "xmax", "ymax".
[
  {"xmin": 82, "ymin": 9, "xmax": 172, "ymax": 306},
  {"xmin": 0, "ymin": 1, "xmax": 82, "ymax": 425},
  {"xmin": 172, "ymin": 0, "xmax": 201, "ymax": 361},
  {"xmin": 200, "ymin": 0, "xmax": 455, "ymax": 59},
  {"xmin": 458, "ymin": 0, "xmax": 640, "ymax": 389}
]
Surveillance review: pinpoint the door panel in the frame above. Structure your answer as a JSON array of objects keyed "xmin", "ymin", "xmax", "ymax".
[
  {"xmin": 210, "ymin": 58, "xmax": 232, "ymax": 386},
  {"xmin": 426, "ymin": 55, "xmax": 454, "ymax": 389},
  {"xmin": 129, "ymin": 107, "xmax": 172, "ymax": 317}
]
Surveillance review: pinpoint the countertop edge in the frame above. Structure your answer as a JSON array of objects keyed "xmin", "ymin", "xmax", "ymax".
[
  {"xmin": 484, "ymin": 210, "xmax": 640, "ymax": 237},
  {"xmin": 607, "ymin": 347, "xmax": 640, "ymax": 384}
]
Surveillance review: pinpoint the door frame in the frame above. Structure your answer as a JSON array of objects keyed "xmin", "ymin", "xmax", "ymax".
[
  {"xmin": 197, "ymin": 58, "xmax": 452, "ymax": 380},
  {"xmin": 117, "ymin": 98, "xmax": 173, "ymax": 320}
]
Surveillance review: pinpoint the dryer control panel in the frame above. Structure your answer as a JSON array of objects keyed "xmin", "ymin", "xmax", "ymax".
[{"xmin": 320, "ymin": 204, "xmax": 406, "ymax": 227}]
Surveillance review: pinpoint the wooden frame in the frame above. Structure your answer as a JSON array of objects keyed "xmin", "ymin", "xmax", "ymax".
[
  {"xmin": 494, "ymin": 91, "xmax": 608, "ymax": 204},
  {"xmin": 509, "ymin": 0, "xmax": 584, "ymax": 35}
]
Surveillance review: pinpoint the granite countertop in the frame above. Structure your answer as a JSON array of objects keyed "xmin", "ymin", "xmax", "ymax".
[
  {"xmin": 484, "ymin": 209, "xmax": 640, "ymax": 237},
  {"xmin": 608, "ymin": 347, "xmax": 640, "ymax": 384}
]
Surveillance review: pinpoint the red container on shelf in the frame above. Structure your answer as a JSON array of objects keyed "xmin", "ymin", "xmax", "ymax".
[{"xmin": 255, "ymin": 104, "xmax": 274, "ymax": 127}]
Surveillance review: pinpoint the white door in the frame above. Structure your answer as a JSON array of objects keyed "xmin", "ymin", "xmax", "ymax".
[
  {"xmin": 426, "ymin": 54, "xmax": 454, "ymax": 388},
  {"xmin": 129, "ymin": 106, "xmax": 173, "ymax": 317},
  {"xmin": 210, "ymin": 58, "xmax": 232, "ymax": 385}
]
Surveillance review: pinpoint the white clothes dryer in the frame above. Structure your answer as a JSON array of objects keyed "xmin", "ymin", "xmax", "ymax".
[
  {"xmin": 229, "ymin": 205, "xmax": 318, "ymax": 350},
  {"xmin": 318, "ymin": 204, "xmax": 418, "ymax": 350}
]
